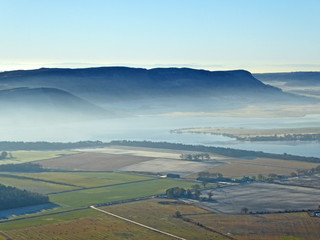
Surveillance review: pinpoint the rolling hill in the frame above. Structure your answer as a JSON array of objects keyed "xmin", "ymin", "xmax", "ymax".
[{"xmin": 0, "ymin": 87, "xmax": 110, "ymax": 122}]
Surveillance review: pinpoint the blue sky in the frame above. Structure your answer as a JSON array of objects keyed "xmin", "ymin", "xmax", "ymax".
[{"xmin": 1, "ymin": 0, "xmax": 319, "ymax": 72}]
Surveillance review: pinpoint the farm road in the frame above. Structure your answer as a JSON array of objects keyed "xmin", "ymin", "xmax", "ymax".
[
  {"xmin": 48, "ymin": 178, "xmax": 159, "ymax": 195},
  {"xmin": 90, "ymin": 206, "xmax": 186, "ymax": 240}
]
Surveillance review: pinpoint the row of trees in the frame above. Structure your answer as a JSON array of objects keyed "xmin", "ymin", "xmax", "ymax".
[
  {"xmin": 0, "ymin": 141, "xmax": 106, "ymax": 151},
  {"xmin": 180, "ymin": 153, "xmax": 211, "ymax": 161},
  {"xmin": 244, "ymin": 134, "xmax": 320, "ymax": 142},
  {"xmin": 0, "ymin": 184, "xmax": 49, "ymax": 210},
  {"xmin": 165, "ymin": 186, "xmax": 214, "ymax": 201},
  {"xmin": 0, "ymin": 163, "xmax": 49, "ymax": 172},
  {"xmin": 198, "ymin": 171, "xmax": 223, "ymax": 178}
]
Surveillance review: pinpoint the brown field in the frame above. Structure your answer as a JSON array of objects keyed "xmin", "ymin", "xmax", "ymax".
[
  {"xmin": 78, "ymin": 145, "xmax": 200, "ymax": 159},
  {"xmin": 36, "ymin": 152, "xmax": 154, "ymax": 171},
  {"xmin": 1, "ymin": 200, "xmax": 226, "ymax": 240},
  {"xmin": 102, "ymin": 199, "xmax": 320, "ymax": 240},
  {"xmin": 1, "ymin": 212, "xmax": 176, "ymax": 240},
  {"xmin": 1, "ymin": 198, "xmax": 319, "ymax": 239},
  {"xmin": 104, "ymin": 199, "xmax": 320, "ymax": 240},
  {"xmin": 188, "ymin": 212, "xmax": 320, "ymax": 240},
  {"xmin": 102, "ymin": 199, "xmax": 227, "ymax": 239},
  {"xmin": 188, "ymin": 157, "xmax": 319, "ymax": 178}
]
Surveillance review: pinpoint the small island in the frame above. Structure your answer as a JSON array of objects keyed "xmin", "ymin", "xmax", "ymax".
[{"xmin": 171, "ymin": 127, "xmax": 320, "ymax": 142}]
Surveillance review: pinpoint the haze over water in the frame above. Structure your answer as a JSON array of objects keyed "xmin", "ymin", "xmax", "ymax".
[{"xmin": 2, "ymin": 114, "xmax": 319, "ymax": 157}]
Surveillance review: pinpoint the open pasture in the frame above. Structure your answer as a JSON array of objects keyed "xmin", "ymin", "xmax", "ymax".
[
  {"xmin": 0, "ymin": 151, "xmax": 77, "ymax": 165},
  {"xmin": 36, "ymin": 152, "xmax": 154, "ymax": 171},
  {"xmin": 14, "ymin": 172, "xmax": 155, "ymax": 188},
  {"xmin": 50, "ymin": 179, "xmax": 195, "ymax": 208},
  {"xmin": 0, "ymin": 176, "xmax": 79, "ymax": 194},
  {"xmin": 199, "ymin": 182, "xmax": 320, "ymax": 214}
]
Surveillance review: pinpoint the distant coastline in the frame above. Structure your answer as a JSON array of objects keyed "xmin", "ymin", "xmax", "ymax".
[{"xmin": 171, "ymin": 127, "xmax": 320, "ymax": 142}]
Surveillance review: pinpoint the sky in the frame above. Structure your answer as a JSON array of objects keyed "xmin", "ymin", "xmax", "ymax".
[{"xmin": 1, "ymin": 0, "xmax": 320, "ymax": 73}]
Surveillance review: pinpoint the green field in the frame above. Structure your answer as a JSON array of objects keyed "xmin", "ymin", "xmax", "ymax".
[
  {"xmin": 50, "ymin": 178, "xmax": 195, "ymax": 207},
  {"xmin": 0, "ymin": 176, "xmax": 79, "ymax": 194},
  {"xmin": 15, "ymin": 172, "xmax": 155, "ymax": 188},
  {"xmin": 0, "ymin": 172, "xmax": 197, "ymax": 235},
  {"xmin": 0, "ymin": 151, "xmax": 77, "ymax": 165},
  {"xmin": 0, "ymin": 172, "xmax": 196, "ymax": 216}
]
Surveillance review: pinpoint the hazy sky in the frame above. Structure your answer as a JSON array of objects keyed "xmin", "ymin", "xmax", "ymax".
[{"xmin": 1, "ymin": 0, "xmax": 319, "ymax": 72}]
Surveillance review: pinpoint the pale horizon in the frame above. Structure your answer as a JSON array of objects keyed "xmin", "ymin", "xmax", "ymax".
[
  {"xmin": 1, "ymin": 0, "xmax": 319, "ymax": 74},
  {"xmin": 1, "ymin": 62, "xmax": 320, "ymax": 74}
]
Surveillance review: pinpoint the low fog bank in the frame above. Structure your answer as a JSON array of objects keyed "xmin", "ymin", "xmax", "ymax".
[
  {"xmin": 1, "ymin": 114, "xmax": 320, "ymax": 142},
  {"xmin": 1, "ymin": 114, "xmax": 320, "ymax": 157}
]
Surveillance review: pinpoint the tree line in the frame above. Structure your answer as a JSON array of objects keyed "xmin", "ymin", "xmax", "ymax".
[
  {"xmin": 165, "ymin": 185, "xmax": 214, "ymax": 201},
  {"xmin": 111, "ymin": 140, "xmax": 320, "ymax": 163},
  {"xmin": 0, "ymin": 184, "xmax": 49, "ymax": 211},
  {"xmin": 0, "ymin": 141, "xmax": 107, "ymax": 151},
  {"xmin": 0, "ymin": 163, "xmax": 50, "ymax": 172}
]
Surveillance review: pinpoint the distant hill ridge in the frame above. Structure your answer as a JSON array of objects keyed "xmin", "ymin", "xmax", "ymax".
[
  {"xmin": 0, "ymin": 66, "xmax": 275, "ymax": 92},
  {"xmin": 0, "ymin": 67, "xmax": 318, "ymax": 117},
  {"xmin": 0, "ymin": 87, "xmax": 110, "ymax": 120}
]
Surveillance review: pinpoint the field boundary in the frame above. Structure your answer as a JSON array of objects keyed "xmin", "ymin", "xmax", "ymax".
[
  {"xmin": 179, "ymin": 215, "xmax": 236, "ymax": 240},
  {"xmin": 0, "ymin": 173, "xmax": 81, "ymax": 188},
  {"xmin": 0, "ymin": 196, "xmax": 155, "ymax": 224},
  {"xmin": 90, "ymin": 206, "xmax": 186, "ymax": 240},
  {"xmin": 48, "ymin": 178, "xmax": 159, "ymax": 195},
  {"xmin": 0, "ymin": 207, "xmax": 87, "ymax": 224}
]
